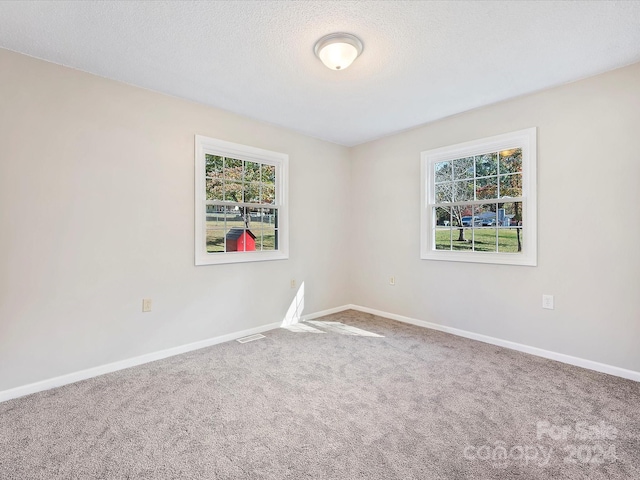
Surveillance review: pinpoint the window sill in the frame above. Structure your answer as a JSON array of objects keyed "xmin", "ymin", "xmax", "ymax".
[
  {"xmin": 195, "ymin": 250, "xmax": 289, "ymax": 266},
  {"xmin": 421, "ymin": 250, "xmax": 536, "ymax": 266}
]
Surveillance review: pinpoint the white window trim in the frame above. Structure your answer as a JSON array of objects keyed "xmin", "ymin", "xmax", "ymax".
[
  {"xmin": 420, "ymin": 128, "xmax": 537, "ymax": 266},
  {"xmin": 195, "ymin": 135, "xmax": 289, "ymax": 266}
]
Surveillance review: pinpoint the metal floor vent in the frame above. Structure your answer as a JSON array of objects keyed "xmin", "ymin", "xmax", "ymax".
[{"xmin": 236, "ymin": 333, "xmax": 266, "ymax": 344}]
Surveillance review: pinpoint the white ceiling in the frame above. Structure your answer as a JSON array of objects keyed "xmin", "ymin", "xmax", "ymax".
[{"xmin": 1, "ymin": 1, "xmax": 640, "ymax": 146}]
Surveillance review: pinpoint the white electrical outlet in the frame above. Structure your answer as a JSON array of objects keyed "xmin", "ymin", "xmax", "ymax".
[
  {"xmin": 142, "ymin": 298, "xmax": 152, "ymax": 312},
  {"xmin": 389, "ymin": 276, "xmax": 396, "ymax": 286},
  {"xmin": 542, "ymin": 295, "xmax": 554, "ymax": 310}
]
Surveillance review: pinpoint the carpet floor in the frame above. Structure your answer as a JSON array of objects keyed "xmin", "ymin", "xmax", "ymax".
[{"xmin": 1, "ymin": 310, "xmax": 639, "ymax": 479}]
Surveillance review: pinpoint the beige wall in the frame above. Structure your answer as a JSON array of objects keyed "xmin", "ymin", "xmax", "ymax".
[
  {"xmin": 349, "ymin": 62, "xmax": 640, "ymax": 372},
  {"xmin": 2, "ymin": 48, "xmax": 639, "ymax": 393},
  {"xmin": 0, "ymin": 49, "xmax": 352, "ymax": 391}
]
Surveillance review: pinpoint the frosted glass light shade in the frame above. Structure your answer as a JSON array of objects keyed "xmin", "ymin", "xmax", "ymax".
[{"xmin": 314, "ymin": 33, "xmax": 363, "ymax": 71}]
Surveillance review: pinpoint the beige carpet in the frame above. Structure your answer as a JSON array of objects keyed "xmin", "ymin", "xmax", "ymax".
[{"xmin": 1, "ymin": 310, "xmax": 639, "ymax": 479}]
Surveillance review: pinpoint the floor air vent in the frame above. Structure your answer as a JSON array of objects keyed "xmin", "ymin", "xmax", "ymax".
[{"xmin": 236, "ymin": 333, "xmax": 266, "ymax": 344}]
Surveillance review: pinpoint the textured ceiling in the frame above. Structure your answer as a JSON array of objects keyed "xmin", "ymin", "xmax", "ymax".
[{"xmin": 1, "ymin": 1, "xmax": 640, "ymax": 146}]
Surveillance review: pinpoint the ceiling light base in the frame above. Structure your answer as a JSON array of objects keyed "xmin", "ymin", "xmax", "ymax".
[{"xmin": 314, "ymin": 33, "xmax": 364, "ymax": 71}]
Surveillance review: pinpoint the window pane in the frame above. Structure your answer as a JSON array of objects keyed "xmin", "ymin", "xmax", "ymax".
[
  {"xmin": 224, "ymin": 206, "xmax": 245, "ymax": 230},
  {"xmin": 435, "ymin": 206, "xmax": 451, "ymax": 227},
  {"xmin": 467, "ymin": 205, "xmax": 497, "ymax": 251},
  {"xmin": 496, "ymin": 206, "xmax": 507, "ymax": 227},
  {"xmin": 498, "ymin": 227, "xmax": 521, "ymax": 252},
  {"xmin": 261, "ymin": 164, "xmax": 276, "ymax": 183},
  {"xmin": 476, "ymin": 176, "xmax": 497, "ymax": 200},
  {"xmin": 451, "ymin": 205, "xmax": 473, "ymax": 250},
  {"xmin": 223, "ymin": 205, "xmax": 240, "ymax": 217},
  {"xmin": 263, "ymin": 183, "xmax": 276, "ymax": 204},
  {"xmin": 498, "ymin": 202, "xmax": 523, "ymax": 252},
  {"xmin": 499, "ymin": 148, "xmax": 522, "ymax": 174},
  {"xmin": 244, "ymin": 183, "xmax": 260, "ymax": 203},
  {"xmin": 246, "ymin": 222, "xmax": 258, "ymax": 252},
  {"xmin": 434, "ymin": 206, "xmax": 451, "ymax": 250},
  {"xmin": 246, "ymin": 207, "xmax": 260, "ymax": 227},
  {"xmin": 499, "ymin": 174, "xmax": 522, "ymax": 198},
  {"xmin": 452, "ymin": 228, "xmax": 472, "ymax": 250},
  {"xmin": 248, "ymin": 208, "xmax": 264, "ymax": 250},
  {"xmin": 206, "ymin": 229, "xmax": 225, "ymax": 253},
  {"xmin": 205, "ymin": 204, "xmax": 217, "ymax": 215},
  {"xmin": 206, "ymin": 178, "xmax": 223, "ymax": 201},
  {"xmin": 245, "ymin": 161, "xmax": 261, "ymax": 182},
  {"xmin": 453, "ymin": 157, "xmax": 474, "ymax": 180},
  {"xmin": 435, "ymin": 182, "xmax": 452, "ymax": 203},
  {"xmin": 475, "ymin": 203, "xmax": 497, "ymax": 226},
  {"xmin": 500, "ymin": 201, "xmax": 523, "ymax": 227},
  {"xmin": 206, "ymin": 206, "xmax": 225, "ymax": 228},
  {"xmin": 453, "ymin": 204, "xmax": 474, "ymax": 227},
  {"xmin": 224, "ymin": 181, "xmax": 243, "ymax": 202},
  {"xmin": 262, "ymin": 225, "xmax": 277, "ymax": 251},
  {"xmin": 246, "ymin": 207, "xmax": 261, "ymax": 251},
  {"xmin": 262, "ymin": 208, "xmax": 278, "ymax": 250},
  {"xmin": 225, "ymin": 225, "xmax": 241, "ymax": 252},
  {"xmin": 224, "ymin": 157, "xmax": 243, "ymax": 181},
  {"xmin": 473, "ymin": 227, "xmax": 497, "ymax": 252},
  {"xmin": 435, "ymin": 227, "xmax": 451, "ymax": 250},
  {"xmin": 475, "ymin": 153, "xmax": 498, "ymax": 177},
  {"xmin": 205, "ymin": 155, "xmax": 224, "ymax": 179},
  {"xmin": 452, "ymin": 180, "xmax": 473, "ymax": 202},
  {"xmin": 261, "ymin": 208, "xmax": 278, "ymax": 226},
  {"xmin": 435, "ymin": 161, "xmax": 452, "ymax": 183}
]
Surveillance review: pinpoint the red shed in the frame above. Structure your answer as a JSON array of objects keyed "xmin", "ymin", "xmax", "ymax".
[{"xmin": 225, "ymin": 228, "xmax": 256, "ymax": 252}]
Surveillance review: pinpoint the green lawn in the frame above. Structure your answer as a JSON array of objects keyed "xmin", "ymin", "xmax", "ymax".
[
  {"xmin": 435, "ymin": 227, "xmax": 521, "ymax": 252},
  {"xmin": 206, "ymin": 217, "xmax": 276, "ymax": 253}
]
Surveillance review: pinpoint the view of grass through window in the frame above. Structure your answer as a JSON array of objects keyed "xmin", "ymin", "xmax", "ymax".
[
  {"xmin": 205, "ymin": 154, "xmax": 278, "ymax": 253},
  {"xmin": 433, "ymin": 148, "xmax": 523, "ymax": 253}
]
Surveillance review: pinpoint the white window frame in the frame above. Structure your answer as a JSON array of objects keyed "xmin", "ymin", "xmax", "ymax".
[
  {"xmin": 195, "ymin": 135, "xmax": 289, "ymax": 266},
  {"xmin": 420, "ymin": 128, "xmax": 537, "ymax": 266}
]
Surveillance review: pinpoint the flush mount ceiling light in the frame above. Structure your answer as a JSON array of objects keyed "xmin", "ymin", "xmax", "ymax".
[{"xmin": 314, "ymin": 33, "xmax": 364, "ymax": 71}]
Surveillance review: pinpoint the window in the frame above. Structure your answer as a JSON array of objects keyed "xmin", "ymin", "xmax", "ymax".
[
  {"xmin": 421, "ymin": 128, "xmax": 537, "ymax": 266},
  {"xmin": 195, "ymin": 135, "xmax": 288, "ymax": 265}
]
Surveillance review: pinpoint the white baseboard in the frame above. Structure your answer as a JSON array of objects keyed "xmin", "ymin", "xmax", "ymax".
[
  {"xmin": 345, "ymin": 304, "xmax": 640, "ymax": 383},
  {"xmin": 3, "ymin": 303, "xmax": 638, "ymax": 403},
  {"xmin": 301, "ymin": 305, "xmax": 352, "ymax": 321},
  {"xmin": 0, "ymin": 321, "xmax": 281, "ymax": 403}
]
